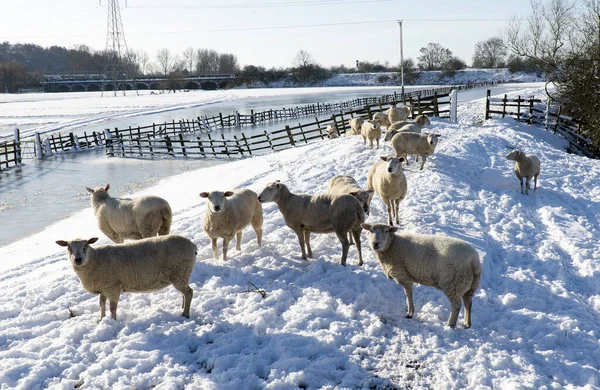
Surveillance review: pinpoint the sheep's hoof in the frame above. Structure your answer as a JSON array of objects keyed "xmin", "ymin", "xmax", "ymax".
[{"xmin": 405, "ymin": 314, "xmax": 413, "ymax": 319}]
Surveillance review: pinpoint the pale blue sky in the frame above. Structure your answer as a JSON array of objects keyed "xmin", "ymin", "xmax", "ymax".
[{"xmin": 1, "ymin": 0, "xmax": 530, "ymax": 68}]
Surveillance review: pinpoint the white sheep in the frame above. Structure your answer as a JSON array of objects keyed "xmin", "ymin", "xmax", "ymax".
[
  {"xmin": 56, "ymin": 234, "xmax": 198, "ymax": 320},
  {"xmin": 390, "ymin": 132, "xmax": 440, "ymax": 170},
  {"xmin": 387, "ymin": 105, "xmax": 411, "ymax": 124},
  {"xmin": 326, "ymin": 123, "xmax": 339, "ymax": 139},
  {"xmin": 367, "ymin": 156, "xmax": 407, "ymax": 226},
  {"xmin": 506, "ymin": 149, "xmax": 541, "ymax": 195},
  {"xmin": 361, "ymin": 119, "xmax": 382, "ymax": 149},
  {"xmin": 200, "ymin": 189, "xmax": 263, "ymax": 261},
  {"xmin": 372, "ymin": 112, "xmax": 391, "ymax": 128},
  {"xmin": 347, "ymin": 117, "xmax": 365, "ymax": 136},
  {"xmin": 361, "ymin": 223, "xmax": 481, "ymax": 328},
  {"xmin": 85, "ymin": 184, "xmax": 172, "ymax": 243},
  {"xmin": 384, "ymin": 115, "xmax": 431, "ymax": 142},
  {"xmin": 258, "ymin": 181, "xmax": 365, "ymax": 266}
]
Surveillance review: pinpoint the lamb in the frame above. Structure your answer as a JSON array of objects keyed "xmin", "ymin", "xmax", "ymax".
[
  {"xmin": 372, "ymin": 112, "xmax": 391, "ymax": 128},
  {"xmin": 361, "ymin": 223, "xmax": 481, "ymax": 328},
  {"xmin": 390, "ymin": 132, "xmax": 440, "ymax": 170},
  {"xmin": 347, "ymin": 117, "xmax": 365, "ymax": 136},
  {"xmin": 55, "ymin": 234, "xmax": 197, "ymax": 320},
  {"xmin": 506, "ymin": 149, "xmax": 541, "ymax": 195},
  {"xmin": 200, "ymin": 189, "xmax": 263, "ymax": 261},
  {"xmin": 387, "ymin": 105, "xmax": 411, "ymax": 124},
  {"xmin": 361, "ymin": 119, "xmax": 382, "ymax": 149},
  {"xmin": 258, "ymin": 181, "xmax": 365, "ymax": 266},
  {"xmin": 367, "ymin": 156, "xmax": 407, "ymax": 226},
  {"xmin": 326, "ymin": 123, "xmax": 339, "ymax": 139},
  {"xmin": 384, "ymin": 115, "xmax": 431, "ymax": 142},
  {"xmin": 85, "ymin": 184, "xmax": 172, "ymax": 243}
]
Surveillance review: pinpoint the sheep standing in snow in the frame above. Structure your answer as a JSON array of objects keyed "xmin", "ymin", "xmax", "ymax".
[
  {"xmin": 56, "ymin": 235, "xmax": 198, "ymax": 320},
  {"xmin": 326, "ymin": 123, "xmax": 339, "ymax": 139},
  {"xmin": 387, "ymin": 105, "xmax": 411, "ymax": 124},
  {"xmin": 384, "ymin": 115, "xmax": 431, "ymax": 142},
  {"xmin": 367, "ymin": 156, "xmax": 407, "ymax": 226},
  {"xmin": 347, "ymin": 117, "xmax": 365, "ymax": 136},
  {"xmin": 362, "ymin": 223, "xmax": 481, "ymax": 328},
  {"xmin": 506, "ymin": 149, "xmax": 541, "ymax": 195},
  {"xmin": 372, "ymin": 112, "xmax": 391, "ymax": 128},
  {"xmin": 200, "ymin": 189, "xmax": 263, "ymax": 261},
  {"xmin": 361, "ymin": 119, "xmax": 382, "ymax": 149},
  {"xmin": 85, "ymin": 184, "xmax": 172, "ymax": 243},
  {"xmin": 390, "ymin": 132, "xmax": 440, "ymax": 170},
  {"xmin": 258, "ymin": 181, "xmax": 365, "ymax": 266}
]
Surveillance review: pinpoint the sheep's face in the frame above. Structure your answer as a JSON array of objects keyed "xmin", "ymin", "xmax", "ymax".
[
  {"xmin": 361, "ymin": 224, "xmax": 398, "ymax": 252},
  {"xmin": 258, "ymin": 181, "xmax": 282, "ymax": 203},
  {"xmin": 200, "ymin": 191, "xmax": 234, "ymax": 213},
  {"xmin": 380, "ymin": 156, "xmax": 404, "ymax": 175},
  {"xmin": 506, "ymin": 149, "xmax": 521, "ymax": 161},
  {"xmin": 384, "ymin": 130, "xmax": 398, "ymax": 142},
  {"xmin": 56, "ymin": 238, "xmax": 98, "ymax": 267},
  {"xmin": 427, "ymin": 134, "xmax": 439, "ymax": 148},
  {"xmin": 351, "ymin": 190, "xmax": 375, "ymax": 215},
  {"xmin": 416, "ymin": 115, "xmax": 431, "ymax": 127}
]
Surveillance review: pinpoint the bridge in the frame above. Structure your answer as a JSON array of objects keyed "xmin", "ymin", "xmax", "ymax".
[{"xmin": 40, "ymin": 74, "xmax": 236, "ymax": 92}]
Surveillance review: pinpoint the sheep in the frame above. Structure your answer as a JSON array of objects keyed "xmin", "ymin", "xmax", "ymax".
[
  {"xmin": 347, "ymin": 117, "xmax": 365, "ymax": 136},
  {"xmin": 372, "ymin": 112, "xmax": 391, "ymax": 128},
  {"xmin": 85, "ymin": 184, "xmax": 172, "ymax": 244},
  {"xmin": 506, "ymin": 149, "xmax": 541, "ymax": 195},
  {"xmin": 258, "ymin": 181, "xmax": 365, "ymax": 266},
  {"xmin": 326, "ymin": 123, "xmax": 339, "ymax": 139},
  {"xmin": 200, "ymin": 189, "xmax": 263, "ymax": 261},
  {"xmin": 361, "ymin": 223, "xmax": 481, "ymax": 328},
  {"xmin": 390, "ymin": 132, "xmax": 440, "ymax": 170},
  {"xmin": 384, "ymin": 115, "xmax": 431, "ymax": 142},
  {"xmin": 55, "ymin": 234, "xmax": 197, "ymax": 320},
  {"xmin": 367, "ymin": 156, "xmax": 407, "ymax": 226},
  {"xmin": 387, "ymin": 105, "xmax": 411, "ymax": 124},
  {"xmin": 361, "ymin": 119, "xmax": 382, "ymax": 149}
]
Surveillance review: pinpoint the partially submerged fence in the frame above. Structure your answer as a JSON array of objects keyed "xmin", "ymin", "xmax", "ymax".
[
  {"xmin": 0, "ymin": 129, "xmax": 22, "ymax": 171},
  {"xmin": 485, "ymin": 90, "xmax": 599, "ymax": 158}
]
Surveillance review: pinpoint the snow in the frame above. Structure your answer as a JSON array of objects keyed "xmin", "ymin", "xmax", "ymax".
[{"xmin": 1, "ymin": 87, "xmax": 599, "ymax": 389}]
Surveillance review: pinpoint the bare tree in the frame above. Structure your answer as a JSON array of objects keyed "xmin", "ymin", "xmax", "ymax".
[
  {"xmin": 136, "ymin": 50, "xmax": 150, "ymax": 75},
  {"xmin": 182, "ymin": 47, "xmax": 196, "ymax": 74},
  {"xmin": 292, "ymin": 50, "xmax": 316, "ymax": 68},
  {"xmin": 472, "ymin": 37, "xmax": 508, "ymax": 68},
  {"xmin": 417, "ymin": 43, "xmax": 452, "ymax": 71},
  {"xmin": 156, "ymin": 48, "xmax": 176, "ymax": 76},
  {"xmin": 196, "ymin": 48, "xmax": 220, "ymax": 74},
  {"xmin": 218, "ymin": 53, "xmax": 238, "ymax": 74}
]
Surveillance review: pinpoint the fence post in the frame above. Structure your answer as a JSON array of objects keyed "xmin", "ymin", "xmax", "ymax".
[
  {"xmin": 13, "ymin": 128, "xmax": 21, "ymax": 164},
  {"xmin": 502, "ymin": 94, "xmax": 507, "ymax": 118},
  {"xmin": 234, "ymin": 135, "xmax": 244, "ymax": 156},
  {"xmin": 449, "ymin": 90, "xmax": 457, "ymax": 123},
  {"xmin": 485, "ymin": 90, "xmax": 491, "ymax": 120},
  {"xmin": 34, "ymin": 132, "xmax": 43, "ymax": 160},
  {"xmin": 147, "ymin": 135, "xmax": 154, "ymax": 158},
  {"xmin": 517, "ymin": 95, "xmax": 521, "ymax": 121},
  {"xmin": 251, "ymin": 109, "xmax": 256, "ymax": 125},
  {"xmin": 165, "ymin": 135, "xmax": 174, "ymax": 157},
  {"xmin": 285, "ymin": 125, "xmax": 295, "ymax": 146},
  {"xmin": 104, "ymin": 129, "xmax": 114, "ymax": 156},
  {"xmin": 196, "ymin": 137, "xmax": 205, "ymax": 157},
  {"xmin": 241, "ymin": 133, "xmax": 252, "ymax": 155},
  {"xmin": 528, "ymin": 97, "xmax": 534, "ymax": 125},
  {"xmin": 545, "ymin": 101, "xmax": 550, "ymax": 130},
  {"xmin": 219, "ymin": 113, "xmax": 224, "ymax": 128},
  {"xmin": 179, "ymin": 134, "xmax": 187, "ymax": 157}
]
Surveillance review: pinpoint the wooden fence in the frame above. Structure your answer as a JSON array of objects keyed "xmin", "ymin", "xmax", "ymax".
[
  {"xmin": 0, "ymin": 129, "xmax": 22, "ymax": 171},
  {"xmin": 107, "ymin": 90, "xmax": 452, "ymax": 159},
  {"xmin": 485, "ymin": 90, "xmax": 599, "ymax": 158}
]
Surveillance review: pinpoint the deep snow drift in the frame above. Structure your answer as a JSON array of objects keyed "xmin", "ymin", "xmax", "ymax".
[{"xmin": 0, "ymin": 91, "xmax": 599, "ymax": 389}]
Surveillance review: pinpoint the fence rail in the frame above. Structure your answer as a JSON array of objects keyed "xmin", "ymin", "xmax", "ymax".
[
  {"xmin": 0, "ymin": 129, "xmax": 22, "ymax": 171},
  {"xmin": 485, "ymin": 90, "xmax": 599, "ymax": 158}
]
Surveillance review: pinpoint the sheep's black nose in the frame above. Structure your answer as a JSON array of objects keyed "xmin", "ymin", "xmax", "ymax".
[
  {"xmin": 74, "ymin": 258, "xmax": 83, "ymax": 265},
  {"xmin": 214, "ymin": 206, "xmax": 220, "ymax": 211},
  {"xmin": 373, "ymin": 242, "xmax": 380, "ymax": 249},
  {"xmin": 387, "ymin": 168, "xmax": 392, "ymax": 173}
]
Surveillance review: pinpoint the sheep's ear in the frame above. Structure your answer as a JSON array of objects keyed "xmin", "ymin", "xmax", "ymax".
[
  {"xmin": 388, "ymin": 226, "xmax": 399, "ymax": 233},
  {"xmin": 349, "ymin": 191, "xmax": 359, "ymax": 197},
  {"xmin": 224, "ymin": 191, "xmax": 234, "ymax": 197},
  {"xmin": 435, "ymin": 133, "xmax": 441, "ymax": 137},
  {"xmin": 104, "ymin": 183, "xmax": 110, "ymax": 191},
  {"xmin": 199, "ymin": 192, "xmax": 209, "ymax": 198},
  {"xmin": 56, "ymin": 240, "xmax": 68, "ymax": 247},
  {"xmin": 85, "ymin": 186, "xmax": 94, "ymax": 194},
  {"xmin": 275, "ymin": 180, "xmax": 281, "ymax": 183},
  {"xmin": 380, "ymin": 156, "xmax": 389, "ymax": 162},
  {"xmin": 399, "ymin": 157, "xmax": 405, "ymax": 162},
  {"xmin": 88, "ymin": 237, "xmax": 98, "ymax": 244},
  {"xmin": 361, "ymin": 223, "xmax": 372, "ymax": 231}
]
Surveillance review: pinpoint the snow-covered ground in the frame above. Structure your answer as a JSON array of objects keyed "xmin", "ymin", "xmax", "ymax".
[{"xmin": 1, "ymin": 87, "xmax": 599, "ymax": 389}]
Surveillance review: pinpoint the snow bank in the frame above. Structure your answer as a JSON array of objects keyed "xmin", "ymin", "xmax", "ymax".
[{"xmin": 0, "ymin": 91, "xmax": 599, "ymax": 389}]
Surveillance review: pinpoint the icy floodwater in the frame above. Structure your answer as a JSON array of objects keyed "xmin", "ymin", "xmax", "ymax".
[{"xmin": 0, "ymin": 84, "xmax": 537, "ymax": 246}]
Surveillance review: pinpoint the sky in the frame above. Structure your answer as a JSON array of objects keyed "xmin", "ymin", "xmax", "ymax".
[{"xmin": 0, "ymin": 0, "xmax": 530, "ymax": 69}]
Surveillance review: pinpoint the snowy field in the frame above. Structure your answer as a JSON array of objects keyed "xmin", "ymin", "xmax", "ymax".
[{"xmin": 0, "ymin": 88, "xmax": 599, "ymax": 389}]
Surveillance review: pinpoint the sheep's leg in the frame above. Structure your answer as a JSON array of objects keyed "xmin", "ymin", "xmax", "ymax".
[
  {"xmin": 462, "ymin": 293, "xmax": 473, "ymax": 328},
  {"xmin": 211, "ymin": 238, "xmax": 219, "ymax": 260},
  {"xmin": 518, "ymin": 176, "xmax": 524, "ymax": 194},
  {"xmin": 525, "ymin": 177, "xmax": 531, "ymax": 195},
  {"xmin": 251, "ymin": 213, "xmax": 263, "ymax": 247},
  {"xmin": 419, "ymin": 155, "xmax": 427, "ymax": 170},
  {"xmin": 109, "ymin": 297, "xmax": 119, "ymax": 320},
  {"xmin": 393, "ymin": 199, "xmax": 400, "ymax": 225},
  {"xmin": 369, "ymin": 138, "xmax": 374, "ymax": 149},
  {"xmin": 534, "ymin": 174, "xmax": 539, "ymax": 191},
  {"xmin": 384, "ymin": 199, "xmax": 394, "ymax": 226},
  {"xmin": 304, "ymin": 230, "xmax": 313, "ymax": 258},
  {"xmin": 402, "ymin": 283, "xmax": 415, "ymax": 318},
  {"xmin": 222, "ymin": 236, "xmax": 232, "ymax": 261},
  {"xmin": 351, "ymin": 228, "xmax": 363, "ymax": 266},
  {"xmin": 99, "ymin": 295, "xmax": 107, "ymax": 320},
  {"xmin": 362, "ymin": 135, "xmax": 367, "ymax": 145},
  {"xmin": 295, "ymin": 230, "xmax": 308, "ymax": 260},
  {"xmin": 376, "ymin": 138, "xmax": 380, "ymax": 149},
  {"xmin": 336, "ymin": 231, "xmax": 350, "ymax": 266},
  {"xmin": 348, "ymin": 232, "xmax": 354, "ymax": 246},
  {"xmin": 175, "ymin": 284, "xmax": 193, "ymax": 318},
  {"xmin": 447, "ymin": 299, "xmax": 462, "ymax": 328},
  {"xmin": 235, "ymin": 231, "xmax": 242, "ymax": 251}
]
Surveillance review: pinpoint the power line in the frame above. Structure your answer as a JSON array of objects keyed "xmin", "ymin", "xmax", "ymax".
[{"xmin": 129, "ymin": 0, "xmax": 399, "ymax": 9}]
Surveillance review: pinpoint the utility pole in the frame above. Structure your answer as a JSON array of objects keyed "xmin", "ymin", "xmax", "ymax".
[
  {"xmin": 101, "ymin": 0, "xmax": 136, "ymax": 96},
  {"xmin": 397, "ymin": 20, "xmax": 404, "ymax": 96}
]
